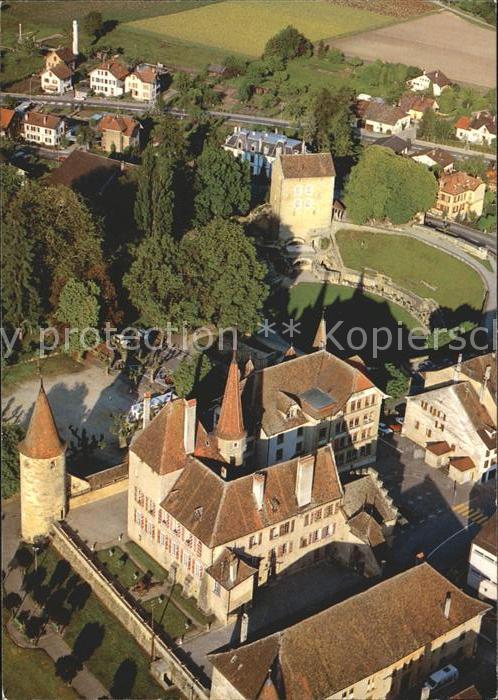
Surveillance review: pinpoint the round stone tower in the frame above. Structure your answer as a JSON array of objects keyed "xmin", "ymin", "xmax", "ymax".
[{"xmin": 18, "ymin": 380, "xmax": 67, "ymax": 543}]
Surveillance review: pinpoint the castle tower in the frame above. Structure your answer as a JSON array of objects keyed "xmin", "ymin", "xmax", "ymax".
[
  {"xmin": 312, "ymin": 314, "xmax": 327, "ymax": 351},
  {"xmin": 18, "ymin": 381, "xmax": 67, "ymax": 542},
  {"xmin": 216, "ymin": 353, "xmax": 246, "ymax": 466}
]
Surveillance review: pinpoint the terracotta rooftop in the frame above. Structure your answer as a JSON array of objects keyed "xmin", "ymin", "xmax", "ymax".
[
  {"xmin": 216, "ymin": 354, "xmax": 245, "ymax": 441},
  {"xmin": 426, "ymin": 440, "xmax": 453, "ymax": 455},
  {"xmin": 348, "ymin": 510, "xmax": 385, "ymax": 547},
  {"xmin": 449, "ymin": 456, "xmax": 477, "ymax": 472},
  {"xmin": 130, "ymin": 65, "xmax": 158, "ymax": 84},
  {"xmin": 92, "ymin": 60, "xmax": 129, "ymax": 81},
  {"xmin": 279, "ymin": 152, "xmax": 335, "ymax": 179},
  {"xmin": 439, "ymin": 171, "xmax": 484, "ymax": 196},
  {"xmin": 206, "ymin": 549, "xmax": 258, "ymax": 590},
  {"xmin": 161, "ymin": 445, "xmax": 342, "ymax": 548},
  {"xmin": 210, "ymin": 564, "xmax": 490, "ymax": 700},
  {"xmin": 0, "ymin": 108, "xmax": 16, "ymax": 131},
  {"xmin": 473, "ymin": 511, "xmax": 497, "ymax": 557},
  {"xmin": 98, "ymin": 114, "xmax": 139, "ymax": 137},
  {"xmin": 45, "ymin": 150, "xmax": 123, "ymax": 193},
  {"xmin": 399, "ymin": 94, "xmax": 437, "ymax": 113},
  {"xmin": 18, "ymin": 382, "xmax": 65, "ymax": 459},
  {"xmin": 312, "ymin": 316, "xmax": 327, "ymax": 350},
  {"xmin": 364, "ymin": 101, "xmax": 408, "ymax": 126},
  {"xmin": 51, "ymin": 47, "xmax": 77, "ymax": 64},
  {"xmin": 46, "ymin": 62, "xmax": 73, "ymax": 80},
  {"xmin": 23, "ymin": 111, "xmax": 62, "ymax": 130},
  {"xmin": 426, "ymin": 69, "xmax": 451, "ymax": 87},
  {"xmin": 455, "ymin": 115, "xmax": 472, "ymax": 131}
]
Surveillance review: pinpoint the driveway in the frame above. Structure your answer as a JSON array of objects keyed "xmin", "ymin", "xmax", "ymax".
[{"xmin": 1, "ymin": 366, "xmax": 137, "ymax": 469}]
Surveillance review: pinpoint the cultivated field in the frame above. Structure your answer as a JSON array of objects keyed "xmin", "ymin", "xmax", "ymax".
[
  {"xmin": 331, "ymin": 10, "xmax": 496, "ymax": 88},
  {"xmin": 125, "ymin": 0, "xmax": 395, "ymax": 57}
]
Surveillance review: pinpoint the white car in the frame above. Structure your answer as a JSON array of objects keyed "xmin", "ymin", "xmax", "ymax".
[
  {"xmin": 423, "ymin": 665, "xmax": 459, "ymax": 696},
  {"xmin": 378, "ymin": 422, "xmax": 394, "ymax": 437}
]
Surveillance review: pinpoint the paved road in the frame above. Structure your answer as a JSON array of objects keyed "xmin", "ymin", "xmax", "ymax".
[
  {"xmin": 3, "ymin": 91, "xmax": 495, "ymax": 161},
  {"xmin": 424, "ymin": 214, "xmax": 497, "ymax": 253},
  {"xmin": 361, "ymin": 130, "xmax": 496, "ymax": 162},
  {"xmin": 430, "ymin": 0, "xmax": 493, "ymax": 28}
]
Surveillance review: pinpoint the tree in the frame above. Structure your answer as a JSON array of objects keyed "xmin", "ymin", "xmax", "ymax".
[
  {"xmin": 317, "ymin": 39, "xmax": 328, "ymax": 59},
  {"xmin": 55, "ymin": 278, "xmax": 101, "ymax": 358},
  {"xmin": 193, "ymin": 144, "xmax": 251, "ymax": 226},
  {"xmin": 1, "ymin": 215, "xmax": 39, "ymax": 332},
  {"xmin": 305, "ymin": 87, "xmax": 356, "ymax": 157},
  {"xmin": 418, "ymin": 108, "xmax": 437, "ymax": 141},
  {"xmin": 83, "ymin": 11, "xmax": 103, "ymax": 41},
  {"xmin": 223, "ymin": 55, "xmax": 247, "ymax": 78},
  {"xmin": 384, "ymin": 363, "xmax": 410, "ymax": 399},
  {"xmin": 173, "ymin": 352, "xmax": 213, "ymax": 398},
  {"xmin": 75, "ymin": 125, "xmax": 93, "ymax": 147},
  {"xmin": 344, "ymin": 147, "xmax": 438, "ymax": 225},
  {"xmin": 134, "ymin": 144, "xmax": 178, "ymax": 238},
  {"xmin": 1, "ymin": 421, "xmax": 24, "ymax": 498},
  {"xmin": 455, "ymin": 156, "xmax": 488, "ymax": 180},
  {"xmin": 263, "ymin": 25, "xmax": 312, "ymax": 62},
  {"xmin": 55, "ymin": 655, "xmax": 82, "ymax": 685},
  {"xmin": 181, "ymin": 218, "xmax": 268, "ymax": 332},
  {"xmin": 237, "ymin": 80, "xmax": 254, "ymax": 103}
]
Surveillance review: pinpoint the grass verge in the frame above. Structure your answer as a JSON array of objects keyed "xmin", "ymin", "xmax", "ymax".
[{"xmin": 2, "ymin": 355, "xmax": 85, "ymax": 396}]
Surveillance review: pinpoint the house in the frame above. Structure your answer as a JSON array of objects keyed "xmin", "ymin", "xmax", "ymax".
[
  {"xmin": 486, "ymin": 167, "xmax": 496, "ymax": 193},
  {"xmin": 371, "ymin": 134, "xmax": 412, "ymax": 155},
  {"xmin": 89, "ymin": 60, "xmax": 129, "ymax": 97},
  {"xmin": 455, "ymin": 112, "xmax": 496, "ymax": 147},
  {"xmin": 270, "ymin": 152, "xmax": 335, "ymax": 244},
  {"xmin": 399, "ymin": 93, "xmax": 439, "ymax": 121},
  {"xmin": 411, "ymin": 147, "xmax": 455, "ymax": 173},
  {"xmin": 467, "ymin": 512, "xmax": 497, "ymax": 601},
  {"xmin": 403, "ymin": 353, "xmax": 497, "ymax": 484},
  {"xmin": 209, "ymin": 563, "xmax": 490, "ymax": 700},
  {"xmin": 124, "ymin": 64, "xmax": 160, "ymax": 102},
  {"xmin": 407, "ymin": 69, "xmax": 452, "ymax": 97},
  {"xmin": 97, "ymin": 114, "xmax": 140, "ymax": 153},
  {"xmin": 22, "ymin": 111, "xmax": 65, "ymax": 147},
  {"xmin": 41, "ymin": 62, "xmax": 73, "ymax": 95},
  {"xmin": 433, "ymin": 171, "xmax": 486, "ymax": 221},
  {"xmin": 223, "ymin": 126, "xmax": 305, "ymax": 177},
  {"xmin": 364, "ymin": 102, "xmax": 411, "ymax": 135},
  {"xmin": 127, "ymin": 348, "xmax": 387, "ymax": 621},
  {"xmin": 45, "ymin": 46, "xmax": 78, "ymax": 72},
  {"xmin": 0, "ymin": 108, "xmax": 19, "ymax": 138},
  {"xmin": 45, "ymin": 149, "xmax": 126, "ymax": 197}
]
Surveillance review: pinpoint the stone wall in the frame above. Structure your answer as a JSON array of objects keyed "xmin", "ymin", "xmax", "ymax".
[
  {"xmin": 69, "ymin": 462, "xmax": 129, "ymax": 509},
  {"xmin": 51, "ymin": 522, "xmax": 209, "ymax": 699}
]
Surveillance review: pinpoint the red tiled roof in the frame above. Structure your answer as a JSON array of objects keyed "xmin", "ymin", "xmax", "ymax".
[
  {"xmin": 98, "ymin": 114, "xmax": 139, "ymax": 138},
  {"xmin": 439, "ymin": 171, "xmax": 484, "ymax": 195},
  {"xmin": 426, "ymin": 70, "xmax": 451, "ymax": 87},
  {"xmin": 18, "ymin": 382, "xmax": 65, "ymax": 459},
  {"xmin": 399, "ymin": 94, "xmax": 436, "ymax": 113},
  {"xmin": 216, "ymin": 354, "xmax": 245, "ymax": 441},
  {"xmin": 0, "ymin": 108, "xmax": 16, "ymax": 130},
  {"xmin": 131, "ymin": 399, "xmax": 190, "ymax": 475},
  {"xmin": 52, "ymin": 47, "xmax": 77, "ymax": 64},
  {"xmin": 130, "ymin": 66, "xmax": 158, "ymax": 84},
  {"xmin": 23, "ymin": 111, "xmax": 62, "ymax": 130},
  {"xmin": 415, "ymin": 147, "xmax": 454, "ymax": 168},
  {"xmin": 206, "ymin": 549, "xmax": 258, "ymax": 590},
  {"xmin": 279, "ymin": 152, "xmax": 335, "ymax": 179},
  {"xmin": 426, "ymin": 440, "xmax": 452, "ymax": 456},
  {"xmin": 47, "ymin": 62, "xmax": 73, "ymax": 80},
  {"xmin": 455, "ymin": 116, "xmax": 471, "ymax": 130},
  {"xmin": 449, "ymin": 456, "xmax": 476, "ymax": 472},
  {"xmin": 210, "ymin": 564, "xmax": 489, "ymax": 700},
  {"xmin": 93, "ymin": 60, "xmax": 129, "ymax": 81}
]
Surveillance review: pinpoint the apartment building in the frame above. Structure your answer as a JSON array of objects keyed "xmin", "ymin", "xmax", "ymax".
[
  {"xmin": 22, "ymin": 111, "xmax": 65, "ymax": 146},
  {"xmin": 433, "ymin": 171, "xmax": 486, "ymax": 221},
  {"xmin": 223, "ymin": 126, "xmax": 305, "ymax": 177},
  {"xmin": 210, "ymin": 563, "xmax": 490, "ymax": 700},
  {"xmin": 467, "ymin": 512, "xmax": 497, "ymax": 601}
]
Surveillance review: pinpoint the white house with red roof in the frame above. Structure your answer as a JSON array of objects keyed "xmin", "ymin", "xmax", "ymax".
[
  {"xmin": 455, "ymin": 111, "xmax": 497, "ymax": 147},
  {"xmin": 89, "ymin": 60, "xmax": 129, "ymax": 97},
  {"xmin": 407, "ymin": 69, "xmax": 452, "ymax": 97},
  {"xmin": 22, "ymin": 110, "xmax": 65, "ymax": 146},
  {"xmin": 124, "ymin": 64, "xmax": 160, "ymax": 102}
]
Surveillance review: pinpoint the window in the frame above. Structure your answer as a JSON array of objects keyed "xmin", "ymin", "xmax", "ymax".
[
  {"xmin": 276, "ymin": 448, "xmax": 283, "ymax": 460},
  {"xmin": 295, "ymin": 199, "xmax": 302, "ymax": 209},
  {"xmin": 324, "ymin": 504, "xmax": 334, "ymax": 518},
  {"xmin": 415, "ymin": 420, "xmax": 420, "ymax": 430},
  {"xmin": 213, "ymin": 581, "xmax": 221, "ymax": 596},
  {"xmin": 280, "ymin": 522, "xmax": 290, "ymax": 536},
  {"xmin": 297, "ymin": 427, "xmax": 304, "ymax": 437},
  {"xmin": 294, "ymin": 185, "xmax": 303, "ymax": 196},
  {"xmin": 270, "ymin": 527, "xmax": 278, "ymax": 540},
  {"xmin": 277, "ymin": 433, "xmax": 284, "ymax": 445},
  {"xmin": 426, "ymin": 429, "xmax": 432, "ymax": 438}
]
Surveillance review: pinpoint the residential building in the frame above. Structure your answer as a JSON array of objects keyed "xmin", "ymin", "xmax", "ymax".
[
  {"xmin": 403, "ymin": 353, "xmax": 497, "ymax": 484},
  {"xmin": 22, "ymin": 111, "xmax": 65, "ymax": 146},
  {"xmin": 124, "ymin": 64, "xmax": 160, "ymax": 102},
  {"xmin": 433, "ymin": 171, "xmax": 486, "ymax": 220},
  {"xmin": 399, "ymin": 93, "xmax": 439, "ymax": 121},
  {"xmin": 0, "ymin": 108, "xmax": 19, "ymax": 138},
  {"xmin": 97, "ymin": 114, "xmax": 140, "ymax": 153},
  {"xmin": 223, "ymin": 126, "xmax": 305, "ymax": 177},
  {"xmin": 371, "ymin": 134, "xmax": 411, "ymax": 154},
  {"xmin": 411, "ymin": 147, "xmax": 455, "ymax": 173},
  {"xmin": 407, "ymin": 69, "xmax": 452, "ymax": 97},
  {"xmin": 454, "ymin": 112, "xmax": 496, "ymax": 147},
  {"xmin": 44, "ymin": 46, "xmax": 77, "ymax": 73},
  {"xmin": 127, "ymin": 348, "xmax": 387, "ymax": 621},
  {"xmin": 467, "ymin": 512, "xmax": 497, "ymax": 601},
  {"xmin": 210, "ymin": 563, "xmax": 490, "ymax": 700},
  {"xmin": 45, "ymin": 150, "xmax": 127, "ymax": 197},
  {"xmin": 270, "ymin": 152, "xmax": 335, "ymax": 244},
  {"xmin": 89, "ymin": 60, "xmax": 129, "ymax": 97},
  {"xmin": 486, "ymin": 167, "xmax": 496, "ymax": 192},
  {"xmin": 364, "ymin": 102, "xmax": 411, "ymax": 135},
  {"xmin": 41, "ymin": 62, "xmax": 73, "ymax": 94}
]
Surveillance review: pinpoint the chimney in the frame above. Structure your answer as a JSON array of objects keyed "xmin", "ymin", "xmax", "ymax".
[
  {"xmin": 72, "ymin": 19, "xmax": 79, "ymax": 57},
  {"xmin": 183, "ymin": 399, "xmax": 197, "ymax": 454},
  {"xmin": 229, "ymin": 555, "xmax": 238, "ymax": 585},
  {"xmin": 480, "ymin": 365, "xmax": 491, "ymax": 403},
  {"xmin": 120, "ymin": 159, "xmax": 125, "ymax": 172},
  {"xmin": 295, "ymin": 454, "xmax": 314, "ymax": 507},
  {"xmin": 444, "ymin": 592, "xmax": 452, "ymax": 619},
  {"xmin": 142, "ymin": 392, "xmax": 151, "ymax": 429},
  {"xmin": 453, "ymin": 353, "xmax": 462, "ymax": 383},
  {"xmin": 240, "ymin": 612, "xmax": 249, "ymax": 643},
  {"xmin": 252, "ymin": 472, "xmax": 265, "ymax": 510}
]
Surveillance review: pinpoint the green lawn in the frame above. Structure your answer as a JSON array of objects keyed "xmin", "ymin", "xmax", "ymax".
[
  {"xmin": 142, "ymin": 596, "xmax": 189, "ymax": 640},
  {"xmin": 97, "ymin": 546, "xmax": 144, "ymax": 589},
  {"xmin": 2, "ymin": 622, "xmax": 78, "ymax": 700},
  {"xmin": 336, "ymin": 230, "xmax": 485, "ymax": 312},
  {"xmin": 23, "ymin": 546, "xmax": 166, "ymax": 699},
  {"xmin": 125, "ymin": 541, "xmax": 169, "ymax": 582},
  {"xmin": 126, "ymin": 0, "xmax": 394, "ymax": 57},
  {"xmin": 2, "ymin": 355, "xmax": 85, "ymax": 396}
]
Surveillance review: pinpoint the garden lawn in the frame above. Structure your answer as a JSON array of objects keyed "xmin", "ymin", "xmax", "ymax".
[
  {"xmin": 143, "ymin": 596, "xmax": 189, "ymax": 639},
  {"xmin": 2, "ymin": 355, "xmax": 85, "ymax": 396},
  {"xmin": 97, "ymin": 546, "xmax": 143, "ymax": 589},
  {"xmin": 126, "ymin": 0, "xmax": 395, "ymax": 57},
  {"xmin": 336, "ymin": 230, "xmax": 485, "ymax": 311},
  {"xmin": 2, "ymin": 623, "xmax": 77, "ymax": 700},
  {"xmin": 125, "ymin": 541, "xmax": 169, "ymax": 581},
  {"xmin": 24, "ymin": 546, "xmax": 164, "ymax": 699}
]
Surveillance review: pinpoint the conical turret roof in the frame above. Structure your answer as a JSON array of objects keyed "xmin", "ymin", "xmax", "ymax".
[
  {"xmin": 18, "ymin": 381, "xmax": 65, "ymax": 459},
  {"xmin": 217, "ymin": 353, "xmax": 246, "ymax": 441},
  {"xmin": 312, "ymin": 314, "xmax": 327, "ymax": 350}
]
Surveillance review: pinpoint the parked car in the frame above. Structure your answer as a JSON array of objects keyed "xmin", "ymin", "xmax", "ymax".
[
  {"xmin": 385, "ymin": 417, "xmax": 402, "ymax": 433},
  {"xmin": 378, "ymin": 422, "xmax": 394, "ymax": 437},
  {"xmin": 423, "ymin": 665, "xmax": 459, "ymax": 696},
  {"xmin": 127, "ymin": 390, "xmax": 176, "ymax": 422}
]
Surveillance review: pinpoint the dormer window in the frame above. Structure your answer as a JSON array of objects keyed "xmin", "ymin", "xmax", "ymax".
[{"xmin": 287, "ymin": 404, "xmax": 298, "ymax": 419}]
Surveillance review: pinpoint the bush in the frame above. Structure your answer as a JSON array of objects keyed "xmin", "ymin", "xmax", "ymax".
[{"xmin": 263, "ymin": 25, "xmax": 313, "ymax": 62}]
